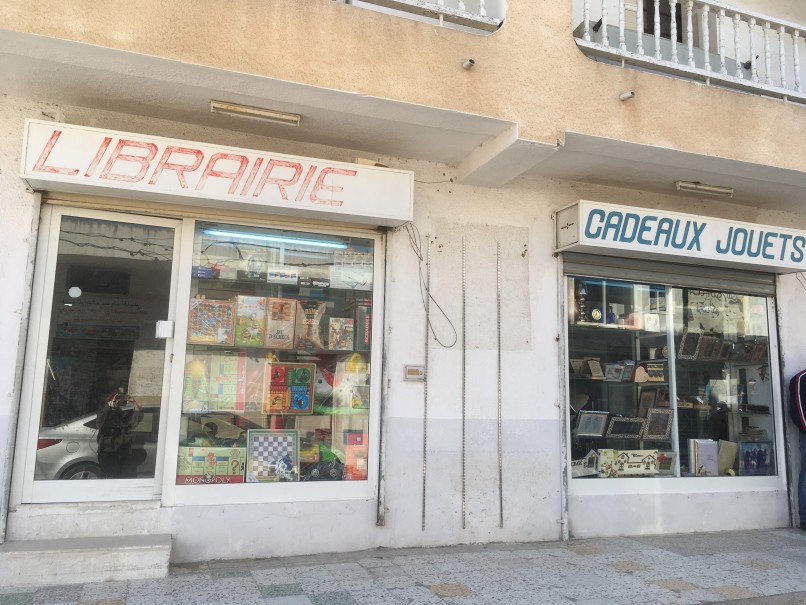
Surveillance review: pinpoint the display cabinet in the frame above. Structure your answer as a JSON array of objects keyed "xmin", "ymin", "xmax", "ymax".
[
  {"xmin": 176, "ymin": 221, "xmax": 374, "ymax": 485},
  {"xmin": 567, "ymin": 276, "xmax": 776, "ymax": 479}
]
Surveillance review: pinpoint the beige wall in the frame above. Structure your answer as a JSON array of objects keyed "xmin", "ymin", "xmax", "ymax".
[{"xmin": 0, "ymin": 0, "xmax": 805, "ymax": 173}]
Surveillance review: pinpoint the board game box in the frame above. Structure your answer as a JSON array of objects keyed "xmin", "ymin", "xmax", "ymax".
[
  {"xmin": 265, "ymin": 298, "xmax": 296, "ymax": 349},
  {"xmin": 188, "ymin": 298, "xmax": 235, "ymax": 345},
  {"xmin": 234, "ymin": 296, "xmax": 267, "ymax": 347},
  {"xmin": 328, "ymin": 317, "xmax": 354, "ymax": 351},
  {"xmin": 295, "ymin": 300, "xmax": 327, "ymax": 350},
  {"xmin": 176, "ymin": 446, "xmax": 246, "ymax": 485},
  {"xmin": 246, "ymin": 429, "xmax": 299, "ymax": 482},
  {"xmin": 263, "ymin": 362, "xmax": 315, "ymax": 414}
]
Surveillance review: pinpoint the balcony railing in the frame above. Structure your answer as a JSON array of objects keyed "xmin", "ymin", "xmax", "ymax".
[
  {"xmin": 574, "ymin": 1, "xmax": 806, "ymax": 104},
  {"xmin": 346, "ymin": 0, "xmax": 503, "ymax": 34}
]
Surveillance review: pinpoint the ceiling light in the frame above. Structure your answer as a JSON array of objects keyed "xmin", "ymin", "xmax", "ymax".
[
  {"xmin": 210, "ymin": 101, "xmax": 301, "ymax": 127},
  {"xmin": 203, "ymin": 229, "xmax": 347, "ymax": 249},
  {"xmin": 675, "ymin": 180, "xmax": 734, "ymax": 198}
]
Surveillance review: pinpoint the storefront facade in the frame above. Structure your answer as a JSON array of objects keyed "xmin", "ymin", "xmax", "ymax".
[{"xmin": 1, "ymin": 96, "xmax": 805, "ymax": 579}]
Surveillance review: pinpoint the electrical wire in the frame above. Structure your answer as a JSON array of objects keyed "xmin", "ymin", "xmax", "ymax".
[{"xmin": 404, "ymin": 222, "xmax": 458, "ymax": 348}]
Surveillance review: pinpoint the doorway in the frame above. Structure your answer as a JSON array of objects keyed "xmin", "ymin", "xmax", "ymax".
[{"xmin": 19, "ymin": 207, "xmax": 181, "ymax": 503}]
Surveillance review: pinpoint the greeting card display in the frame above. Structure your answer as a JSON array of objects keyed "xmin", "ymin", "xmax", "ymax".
[
  {"xmin": 246, "ymin": 429, "xmax": 299, "ymax": 482},
  {"xmin": 295, "ymin": 300, "xmax": 327, "ymax": 350},
  {"xmin": 188, "ymin": 298, "xmax": 235, "ymax": 345},
  {"xmin": 265, "ymin": 298, "xmax": 296, "ymax": 349},
  {"xmin": 329, "ymin": 318, "xmax": 354, "ymax": 351},
  {"xmin": 234, "ymin": 296, "xmax": 267, "ymax": 347},
  {"xmin": 176, "ymin": 447, "xmax": 245, "ymax": 485},
  {"xmin": 263, "ymin": 363, "xmax": 315, "ymax": 414}
]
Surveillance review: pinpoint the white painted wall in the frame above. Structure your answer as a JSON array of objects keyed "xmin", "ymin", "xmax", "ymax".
[{"xmin": 1, "ymin": 94, "xmax": 803, "ymax": 561}]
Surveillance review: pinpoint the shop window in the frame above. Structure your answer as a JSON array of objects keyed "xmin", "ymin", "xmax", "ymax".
[
  {"xmin": 177, "ymin": 222, "xmax": 373, "ymax": 485},
  {"xmin": 567, "ymin": 277, "xmax": 775, "ymax": 479}
]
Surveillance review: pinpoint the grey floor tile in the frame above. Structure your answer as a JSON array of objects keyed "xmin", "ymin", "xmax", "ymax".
[
  {"xmin": 259, "ymin": 583, "xmax": 305, "ymax": 598},
  {"xmin": 0, "ymin": 596, "xmax": 33, "ymax": 605},
  {"xmin": 263, "ymin": 597, "xmax": 314, "ymax": 605},
  {"xmin": 307, "ymin": 592, "xmax": 354, "ymax": 605},
  {"xmin": 631, "ymin": 530, "xmax": 806, "ymax": 557},
  {"xmin": 79, "ymin": 582, "xmax": 127, "ymax": 602},
  {"xmin": 31, "ymin": 586, "xmax": 84, "ymax": 604}
]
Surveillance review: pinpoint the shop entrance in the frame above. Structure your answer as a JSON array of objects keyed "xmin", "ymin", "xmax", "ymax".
[{"xmin": 19, "ymin": 207, "xmax": 181, "ymax": 503}]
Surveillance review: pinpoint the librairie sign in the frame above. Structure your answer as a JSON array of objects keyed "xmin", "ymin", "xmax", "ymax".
[
  {"xmin": 555, "ymin": 200, "xmax": 806, "ymax": 273},
  {"xmin": 21, "ymin": 120, "xmax": 413, "ymax": 227}
]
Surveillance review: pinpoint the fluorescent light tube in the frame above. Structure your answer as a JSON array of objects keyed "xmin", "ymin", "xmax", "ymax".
[
  {"xmin": 204, "ymin": 229, "xmax": 347, "ymax": 249},
  {"xmin": 675, "ymin": 180, "xmax": 734, "ymax": 198},
  {"xmin": 210, "ymin": 100, "xmax": 301, "ymax": 127}
]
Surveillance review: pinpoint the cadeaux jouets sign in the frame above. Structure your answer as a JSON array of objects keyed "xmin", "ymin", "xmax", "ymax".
[
  {"xmin": 21, "ymin": 120, "xmax": 413, "ymax": 227},
  {"xmin": 555, "ymin": 200, "xmax": 806, "ymax": 272}
]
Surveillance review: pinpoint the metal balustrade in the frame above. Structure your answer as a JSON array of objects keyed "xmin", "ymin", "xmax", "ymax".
[
  {"xmin": 345, "ymin": 0, "xmax": 503, "ymax": 33},
  {"xmin": 574, "ymin": 0, "xmax": 806, "ymax": 103}
]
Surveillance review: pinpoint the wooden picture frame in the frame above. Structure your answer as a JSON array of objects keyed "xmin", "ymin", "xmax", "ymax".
[
  {"xmin": 738, "ymin": 440, "xmax": 774, "ymax": 476},
  {"xmin": 604, "ymin": 363, "xmax": 625, "ymax": 381},
  {"xmin": 606, "ymin": 417, "xmax": 645, "ymax": 438},
  {"xmin": 656, "ymin": 451, "xmax": 677, "ymax": 475},
  {"xmin": 677, "ymin": 329, "xmax": 702, "ymax": 360},
  {"xmin": 642, "ymin": 408, "xmax": 674, "ymax": 440},
  {"xmin": 586, "ymin": 358, "xmax": 605, "ymax": 379},
  {"xmin": 576, "ymin": 411, "xmax": 610, "ymax": 437},
  {"xmin": 637, "ymin": 388, "xmax": 658, "ymax": 418}
]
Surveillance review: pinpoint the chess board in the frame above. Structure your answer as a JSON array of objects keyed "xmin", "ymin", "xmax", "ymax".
[{"xmin": 246, "ymin": 429, "xmax": 299, "ymax": 482}]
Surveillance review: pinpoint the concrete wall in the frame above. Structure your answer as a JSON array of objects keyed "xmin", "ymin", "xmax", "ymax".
[
  {"xmin": 1, "ymin": 1, "xmax": 805, "ymax": 174},
  {"xmin": 2, "ymin": 94, "xmax": 804, "ymax": 561}
]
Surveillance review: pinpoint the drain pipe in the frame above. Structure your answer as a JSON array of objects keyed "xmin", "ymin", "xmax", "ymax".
[{"xmin": 553, "ymin": 218, "xmax": 570, "ymax": 541}]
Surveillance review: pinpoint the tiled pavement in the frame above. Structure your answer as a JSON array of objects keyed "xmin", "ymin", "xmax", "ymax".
[{"xmin": 4, "ymin": 529, "xmax": 806, "ymax": 604}]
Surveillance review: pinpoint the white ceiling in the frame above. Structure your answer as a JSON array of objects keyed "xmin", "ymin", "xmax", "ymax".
[{"xmin": 1, "ymin": 29, "xmax": 804, "ymax": 208}]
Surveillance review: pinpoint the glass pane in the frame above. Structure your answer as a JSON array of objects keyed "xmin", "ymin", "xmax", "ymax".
[
  {"xmin": 671, "ymin": 288, "xmax": 775, "ymax": 477},
  {"xmin": 567, "ymin": 276, "xmax": 673, "ymax": 479},
  {"xmin": 177, "ymin": 222, "xmax": 373, "ymax": 485},
  {"xmin": 36, "ymin": 217, "xmax": 174, "ymax": 480}
]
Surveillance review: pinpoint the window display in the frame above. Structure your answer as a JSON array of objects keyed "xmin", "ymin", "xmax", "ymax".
[
  {"xmin": 177, "ymin": 222, "xmax": 373, "ymax": 485},
  {"xmin": 567, "ymin": 276, "xmax": 776, "ymax": 479}
]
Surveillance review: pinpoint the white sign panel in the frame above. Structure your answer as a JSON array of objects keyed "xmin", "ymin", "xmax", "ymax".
[
  {"xmin": 555, "ymin": 200, "xmax": 806, "ymax": 273},
  {"xmin": 21, "ymin": 120, "xmax": 413, "ymax": 227}
]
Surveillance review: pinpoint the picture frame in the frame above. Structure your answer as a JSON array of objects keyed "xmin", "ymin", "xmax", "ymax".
[
  {"xmin": 643, "ymin": 313, "xmax": 661, "ymax": 333},
  {"xmin": 738, "ymin": 440, "xmax": 774, "ymax": 476},
  {"xmin": 654, "ymin": 387, "xmax": 671, "ymax": 408},
  {"xmin": 576, "ymin": 411, "xmax": 610, "ymax": 437},
  {"xmin": 677, "ymin": 329, "xmax": 703, "ymax": 360},
  {"xmin": 656, "ymin": 451, "xmax": 677, "ymax": 475},
  {"xmin": 637, "ymin": 388, "xmax": 658, "ymax": 418},
  {"xmin": 569, "ymin": 358, "xmax": 590, "ymax": 375},
  {"xmin": 642, "ymin": 408, "xmax": 674, "ymax": 440},
  {"xmin": 603, "ymin": 363, "xmax": 625, "ymax": 381},
  {"xmin": 586, "ymin": 358, "xmax": 605, "ymax": 379},
  {"xmin": 606, "ymin": 417, "xmax": 645, "ymax": 438}
]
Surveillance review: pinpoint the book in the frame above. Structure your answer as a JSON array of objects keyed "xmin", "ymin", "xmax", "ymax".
[
  {"xmin": 234, "ymin": 296, "xmax": 267, "ymax": 347},
  {"xmin": 689, "ymin": 439, "xmax": 718, "ymax": 477},
  {"xmin": 265, "ymin": 298, "xmax": 296, "ymax": 349},
  {"xmin": 295, "ymin": 300, "xmax": 327, "ymax": 350},
  {"xmin": 328, "ymin": 318, "xmax": 354, "ymax": 351},
  {"xmin": 188, "ymin": 298, "xmax": 235, "ymax": 345}
]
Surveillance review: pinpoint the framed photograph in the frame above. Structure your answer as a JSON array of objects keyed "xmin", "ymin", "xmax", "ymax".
[
  {"xmin": 654, "ymin": 387, "xmax": 671, "ymax": 408},
  {"xmin": 569, "ymin": 358, "xmax": 589, "ymax": 375},
  {"xmin": 642, "ymin": 408, "xmax": 674, "ymax": 440},
  {"xmin": 576, "ymin": 411, "xmax": 609, "ymax": 437},
  {"xmin": 739, "ymin": 440, "xmax": 774, "ymax": 476},
  {"xmin": 604, "ymin": 363, "xmax": 624, "ymax": 381},
  {"xmin": 677, "ymin": 329, "xmax": 703, "ymax": 360},
  {"xmin": 586, "ymin": 359, "xmax": 605, "ymax": 379},
  {"xmin": 606, "ymin": 417, "xmax": 645, "ymax": 438},
  {"xmin": 246, "ymin": 429, "xmax": 300, "ymax": 482},
  {"xmin": 643, "ymin": 313, "xmax": 660, "ymax": 332},
  {"xmin": 637, "ymin": 388, "xmax": 658, "ymax": 418},
  {"xmin": 656, "ymin": 451, "xmax": 677, "ymax": 475}
]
